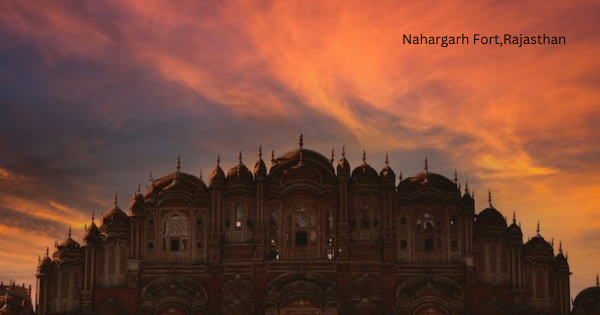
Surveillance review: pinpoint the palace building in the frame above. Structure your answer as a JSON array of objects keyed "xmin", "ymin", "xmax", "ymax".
[{"xmin": 35, "ymin": 138, "xmax": 578, "ymax": 315}]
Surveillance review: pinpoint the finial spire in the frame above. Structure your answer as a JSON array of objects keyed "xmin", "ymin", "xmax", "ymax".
[
  {"xmin": 513, "ymin": 211, "xmax": 516, "ymax": 224},
  {"xmin": 488, "ymin": 189, "xmax": 493, "ymax": 208},
  {"xmin": 217, "ymin": 154, "xmax": 221, "ymax": 166},
  {"xmin": 199, "ymin": 170, "xmax": 203, "ymax": 180},
  {"xmin": 299, "ymin": 133, "xmax": 304, "ymax": 149},
  {"xmin": 149, "ymin": 171, "xmax": 154, "ymax": 187},
  {"xmin": 596, "ymin": 273, "xmax": 599, "ymax": 287},
  {"xmin": 114, "ymin": 194, "xmax": 118, "ymax": 207},
  {"xmin": 465, "ymin": 182, "xmax": 470, "ymax": 194},
  {"xmin": 45, "ymin": 247, "xmax": 49, "ymax": 257},
  {"xmin": 330, "ymin": 147, "xmax": 335, "ymax": 164},
  {"xmin": 399, "ymin": 170, "xmax": 403, "ymax": 181},
  {"xmin": 385, "ymin": 152, "xmax": 389, "ymax": 166},
  {"xmin": 176, "ymin": 155, "xmax": 181, "ymax": 173},
  {"xmin": 258, "ymin": 145, "xmax": 263, "ymax": 160},
  {"xmin": 342, "ymin": 146, "xmax": 346, "ymax": 158},
  {"xmin": 362, "ymin": 150, "xmax": 366, "ymax": 163},
  {"xmin": 424, "ymin": 157, "xmax": 429, "ymax": 175},
  {"xmin": 271, "ymin": 150, "xmax": 275, "ymax": 165},
  {"xmin": 559, "ymin": 240, "xmax": 563, "ymax": 254},
  {"xmin": 537, "ymin": 221, "xmax": 540, "ymax": 236},
  {"xmin": 454, "ymin": 170, "xmax": 458, "ymax": 184},
  {"xmin": 238, "ymin": 151, "xmax": 243, "ymax": 164},
  {"xmin": 91, "ymin": 211, "xmax": 95, "ymax": 223},
  {"xmin": 68, "ymin": 226, "xmax": 72, "ymax": 238},
  {"xmin": 298, "ymin": 149, "xmax": 304, "ymax": 166},
  {"xmin": 136, "ymin": 183, "xmax": 141, "ymax": 195}
]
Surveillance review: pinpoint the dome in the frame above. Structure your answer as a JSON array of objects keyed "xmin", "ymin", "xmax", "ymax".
[
  {"xmin": 101, "ymin": 196, "xmax": 129, "ymax": 232},
  {"xmin": 129, "ymin": 186, "xmax": 144, "ymax": 213},
  {"xmin": 36, "ymin": 252, "xmax": 51, "ymax": 270},
  {"xmin": 572, "ymin": 280, "xmax": 600, "ymax": 315},
  {"xmin": 226, "ymin": 153, "xmax": 253, "ymax": 185},
  {"xmin": 255, "ymin": 159, "xmax": 267, "ymax": 178},
  {"xmin": 379, "ymin": 165, "xmax": 395, "ymax": 181},
  {"xmin": 555, "ymin": 251, "xmax": 568, "ymax": 267},
  {"xmin": 351, "ymin": 151, "xmax": 379, "ymax": 185},
  {"xmin": 397, "ymin": 172, "xmax": 459, "ymax": 192},
  {"xmin": 276, "ymin": 148, "xmax": 335, "ymax": 170},
  {"xmin": 507, "ymin": 222, "xmax": 523, "ymax": 237},
  {"xmin": 84, "ymin": 220, "xmax": 102, "ymax": 244},
  {"xmin": 144, "ymin": 172, "xmax": 207, "ymax": 196},
  {"xmin": 269, "ymin": 145, "xmax": 337, "ymax": 180},
  {"xmin": 507, "ymin": 213, "xmax": 523, "ymax": 239},
  {"xmin": 379, "ymin": 153, "xmax": 395, "ymax": 184},
  {"xmin": 523, "ymin": 235, "xmax": 554, "ymax": 258},
  {"xmin": 209, "ymin": 157, "xmax": 226, "ymax": 187},
  {"xmin": 337, "ymin": 155, "xmax": 350, "ymax": 176},
  {"xmin": 103, "ymin": 206, "xmax": 128, "ymax": 226},
  {"xmin": 477, "ymin": 207, "xmax": 507, "ymax": 229},
  {"xmin": 57, "ymin": 228, "xmax": 80, "ymax": 249},
  {"xmin": 351, "ymin": 163, "xmax": 379, "ymax": 185}
]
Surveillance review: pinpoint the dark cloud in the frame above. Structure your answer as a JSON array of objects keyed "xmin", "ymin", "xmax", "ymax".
[{"xmin": 0, "ymin": 207, "xmax": 65, "ymax": 240}]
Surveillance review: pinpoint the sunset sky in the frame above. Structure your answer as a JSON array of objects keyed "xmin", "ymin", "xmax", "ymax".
[{"xmin": 1, "ymin": 0, "xmax": 599, "ymax": 300}]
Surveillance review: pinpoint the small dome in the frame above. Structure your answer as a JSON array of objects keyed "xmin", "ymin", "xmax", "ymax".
[
  {"xmin": 379, "ymin": 154, "xmax": 395, "ymax": 183},
  {"xmin": 555, "ymin": 251, "xmax": 568, "ymax": 267},
  {"xmin": 524, "ymin": 235, "xmax": 554, "ymax": 258},
  {"xmin": 103, "ymin": 206, "xmax": 128, "ymax": 226},
  {"xmin": 351, "ymin": 151, "xmax": 378, "ymax": 185},
  {"xmin": 101, "ymin": 196, "xmax": 129, "ymax": 232},
  {"xmin": 255, "ymin": 159, "xmax": 267, "ymax": 178},
  {"xmin": 507, "ymin": 222, "xmax": 523, "ymax": 237},
  {"xmin": 209, "ymin": 159, "xmax": 225, "ymax": 187},
  {"xmin": 254, "ymin": 147, "xmax": 267, "ymax": 178},
  {"xmin": 336, "ymin": 147, "xmax": 350, "ymax": 176},
  {"xmin": 380, "ymin": 166, "xmax": 395, "ymax": 180},
  {"xmin": 572, "ymin": 280, "xmax": 600, "ymax": 315},
  {"xmin": 226, "ymin": 153, "xmax": 253, "ymax": 185},
  {"xmin": 227, "ymin": 163, "xmax": 253, "ymax": 184},
  {"xmin": 129, "ymin": 187, "xmax": 144, "ymax": 213},
  {"xmin": 337, "ymin": 157, "xmax": 350, "ymax": 175},
  {"xmin": 477, "ymin": 207, "xmax": 507, "ymax": 229},
  {"xmin": 84, "ymin": 221, "xmax": 102, "ymax": 244},
  {"xmin": 37, "ymin": 254, "xmax": 51, "ymax": 270},
  {"xmin": 352, "ymin": 163, "xmax": 379, "ymax": 184},
  {"xmin": 57, "ymin": 228, "xmax": 80, "ymax": 249}
]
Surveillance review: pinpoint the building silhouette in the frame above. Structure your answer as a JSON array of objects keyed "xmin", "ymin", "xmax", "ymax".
[
  {"xmin": 0, "ymin": 281, "xmax": 34, "ymax": 315},
  {"xmin": 35, "ymin": 139, "xmax": 580, "ymax": 315}
]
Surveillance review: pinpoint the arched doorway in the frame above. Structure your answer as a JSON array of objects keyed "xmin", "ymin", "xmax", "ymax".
[
  {"xmin": 156, "ymin": 306, "xmax": 188, "ymax": 315},
  {"xmin": 395, "ymin": 275, "xmax": 463, "ymax": 315},
  {"xmin": 279, "ymin": 297, "xmax": 323, "ymax": 315},
  {"xmin": 414, "ymin": 306, "xmax": 446, "ymax": 315},
  {"xmin": 263, "ymin": 272, "xmax": 339, "ymax": 315}
]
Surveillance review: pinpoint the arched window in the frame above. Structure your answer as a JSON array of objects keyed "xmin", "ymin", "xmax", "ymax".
[
  {"xmin": 163, "ymin": 213, "xmax": 189, "ymax": 252},
  {"xmin": 235, "ymin": 204, "xmax": 243, "ymax": 229},
  {"xmin": 326, "ymin": 208, "xmax": 335, "ymax": 260},
  {"xmin": 416, "ymin": 213, "xmax": 436, "ymax": 251},
  {"xmin": 360, "ymin": 201, "xmax": 370, "ymax": 230}
]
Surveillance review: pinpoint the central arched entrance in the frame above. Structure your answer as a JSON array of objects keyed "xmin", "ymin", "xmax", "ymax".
[
  {"xmin": 156, "ymin": 306, "xmax": 188, "ymax": 315},
  {"xmin": 279, "ymin": 297, "xmax": 323, "ymax": 315},
  {"xmin": 414, "ymin": 306, "xmax": 446, "ymax": 315},
  {"xmin": 263, "ymin": 272, "xmax": 339, "ymax": 315},
  {"xmin": 394, "ymin": 275, "xmax": 464, "ymax": 315}
]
